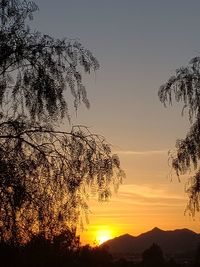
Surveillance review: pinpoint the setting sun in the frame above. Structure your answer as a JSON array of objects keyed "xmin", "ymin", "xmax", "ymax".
[{"xmin": 96, "ymin": 228, "xmax": 113, "ymax": 245}]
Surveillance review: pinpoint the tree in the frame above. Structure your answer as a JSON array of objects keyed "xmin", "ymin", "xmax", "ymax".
[
  {"xmin": 0, "ymin": 0, "xmax": 124, "ymax": 245},
  {"xmin": 77, "ymin": 245, "xmax": 112, "ymax": 267},
  {"xmin": 193, "ymin": 242, "xmax": 200, "ymax": 267},
  {"xmin": 159, "ymin": 56, "xmax": 200, "ymax": 216},
  {"xmin": 142, "ymin": 243, "xmax": 165, "ymax": 267}
]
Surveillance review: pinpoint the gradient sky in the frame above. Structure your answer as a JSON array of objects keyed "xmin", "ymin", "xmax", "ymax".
[{"xmin": 33, "ymin": 0, "xmax": 200, "ymax": 244}]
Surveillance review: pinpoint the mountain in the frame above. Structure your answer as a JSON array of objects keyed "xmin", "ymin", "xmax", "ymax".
[{"xmin": 102, "ymin": 227, "xmax": 200, "ymax": 255}]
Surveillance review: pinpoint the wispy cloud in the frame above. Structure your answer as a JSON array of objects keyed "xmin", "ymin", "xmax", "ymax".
[
  {"xmin": 82, "ymin": 183, "xmax": 191, "ymax": 244},
  {"xmin": 114, "ymin": 150, "xmax": 168, "ymax": 156},
  {"xmin": 118, "ymin": 184, "xmax": 185, "ymax": 200},
  {"xmin": 89, "ymin": 183, "xmax": 186, "ymax": 212}
]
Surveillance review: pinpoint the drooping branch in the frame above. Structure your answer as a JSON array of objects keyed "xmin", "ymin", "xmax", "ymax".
[
  {"xmin": 0, "ymin": 118, "xmax": 124, "ymax": 243},
  {"xmin": 0, "ymin": 1, "xmax": 100, "ymax": 122},
  {"xmin": 185, "ymin": 169, "xmax": 200, "ymax": 216},
  {"xmin": 159, "ymin": 56, "xmax": 200, "ymax": 216},
  {"xmin": 158, "ymin": 57, "xmax": 200, "ymax": 121},
  {"xmin": 0, "ymin": 0, "xmax": 124, "ymax": 246}
]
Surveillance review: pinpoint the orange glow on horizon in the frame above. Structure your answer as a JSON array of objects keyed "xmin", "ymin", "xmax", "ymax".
[{"xmin": 95, "ymin": 227, "xmax": 114, "ymax": 245}]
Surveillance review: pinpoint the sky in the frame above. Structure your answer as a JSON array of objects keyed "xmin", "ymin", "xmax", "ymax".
[{"xmin": 33, "ymin": 0, "xmax": 200, "ymax": 244}]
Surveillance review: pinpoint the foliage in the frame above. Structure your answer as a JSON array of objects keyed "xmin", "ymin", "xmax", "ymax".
[
  {"xmin": 193, "ymin": 242, "xmax": 200, "ymax": 267},
  {"xmin": 0, "ymin": 0, "xmax": 124, "ymax": 245},
  {"xmin": 0, "ymin": 0, "xmax": 99, "ymax": 121},
  {"xmin": 0, "ymin": 238, "xmax": 192, "ymax": 267},
  {"xmin": 158, "ymin": 56, "xmax": 200, "ymax": 216},
  {"xmin": 142, "ymin": 243, "xmax": 165, "ymax": 267}
]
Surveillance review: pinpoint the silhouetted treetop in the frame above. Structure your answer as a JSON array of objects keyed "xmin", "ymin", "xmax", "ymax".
[
  {"xmin": 0, "ymin": 0, "xmax": 99, "ymax": 122},
  {"xmin": 159, "ymin": 56, "xmax": 200, "ymax": 216},
  {"xmin": 142, "ymin": 243, "xmax": 165, "ymax": 267},
  {"xmin": 0, "ymin": 0, "xmax": 124, "ymax": 245},
  {"xmin": 159, "ymin": 57, "xmax": 200, "ymax": 122}
]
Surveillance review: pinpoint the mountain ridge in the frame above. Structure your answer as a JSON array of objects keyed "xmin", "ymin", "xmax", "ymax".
[{"xmin": 101, "ymin": 227, "xmax": 200, "ymax": 255}]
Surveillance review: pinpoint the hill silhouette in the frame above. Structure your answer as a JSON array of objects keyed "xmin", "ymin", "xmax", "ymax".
[{"xmin": 102, "ymin": 227, "xmax": 200, "ymax": 255}]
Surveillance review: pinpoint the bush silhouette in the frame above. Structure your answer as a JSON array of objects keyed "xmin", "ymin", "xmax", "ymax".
[{"xmin": 142, "ymin": 243, "xmax": 165, "ymax": 267}]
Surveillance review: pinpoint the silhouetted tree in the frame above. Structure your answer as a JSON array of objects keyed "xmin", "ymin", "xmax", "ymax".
[
  {"xmin": 142, "ymin": 243, "xmax": 165, "ymax": 267},
  {"xmin": 159, "ymin": 56, "xmax": 200, "ymax": 216},
  {"xmin": 193, "ymin": 242, "xmax": 200, "ymax": 267},
  {"xmin": 0, "ymin": 0, "xmax": 124, "ymax": 245},
  {"xmin": 114, "ymin": 258, "xmax": 134, "ymax": 267},
  {"xmin": 77, "ymin": 245, "xmax": 112, "ymax": 267},
  {"xmin": 166, "ymin": 257, "xmax": 180, "ymax": 267}
]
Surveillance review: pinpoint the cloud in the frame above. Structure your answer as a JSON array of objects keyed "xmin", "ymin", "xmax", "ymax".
[
  {"xmin": 89, "ymin": 183, "xmax": 186, "ymax": 212},
  {"xmin": 82, "ymin": 183, "xmax": 192, "ymax": 244},
  {"xmin": 118, "ymin": 184, "xmax": 185, "ymax": 200},
  {"xmin": 114, "ymin": 150, "xmax": 168, "ymax": 156}
]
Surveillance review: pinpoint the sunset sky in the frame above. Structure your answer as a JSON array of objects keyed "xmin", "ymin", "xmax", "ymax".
[{"xmin": 33, "ymin": 0, "xmax": 200, "ymax": 244}]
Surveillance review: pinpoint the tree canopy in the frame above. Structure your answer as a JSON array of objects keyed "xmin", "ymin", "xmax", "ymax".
[
  {"xmin": 159, "ymin": 56, "xmax": 200, "ymax": 216},
  {"xmin": 0, "ymin": 0, "xmax": 100, "ymax": 121},
  {"xmin": 0, "ymin": 0, "xmax": 124, "ymax": 245},
  {"xmin": 142, "ymin": 243, "xmax": 165, "ymax": 267}
]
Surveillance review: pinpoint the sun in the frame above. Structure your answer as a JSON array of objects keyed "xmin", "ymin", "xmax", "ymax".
[{"xmin": 96, "ymin": 228, "xmax": 113, "ymax": 245}]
